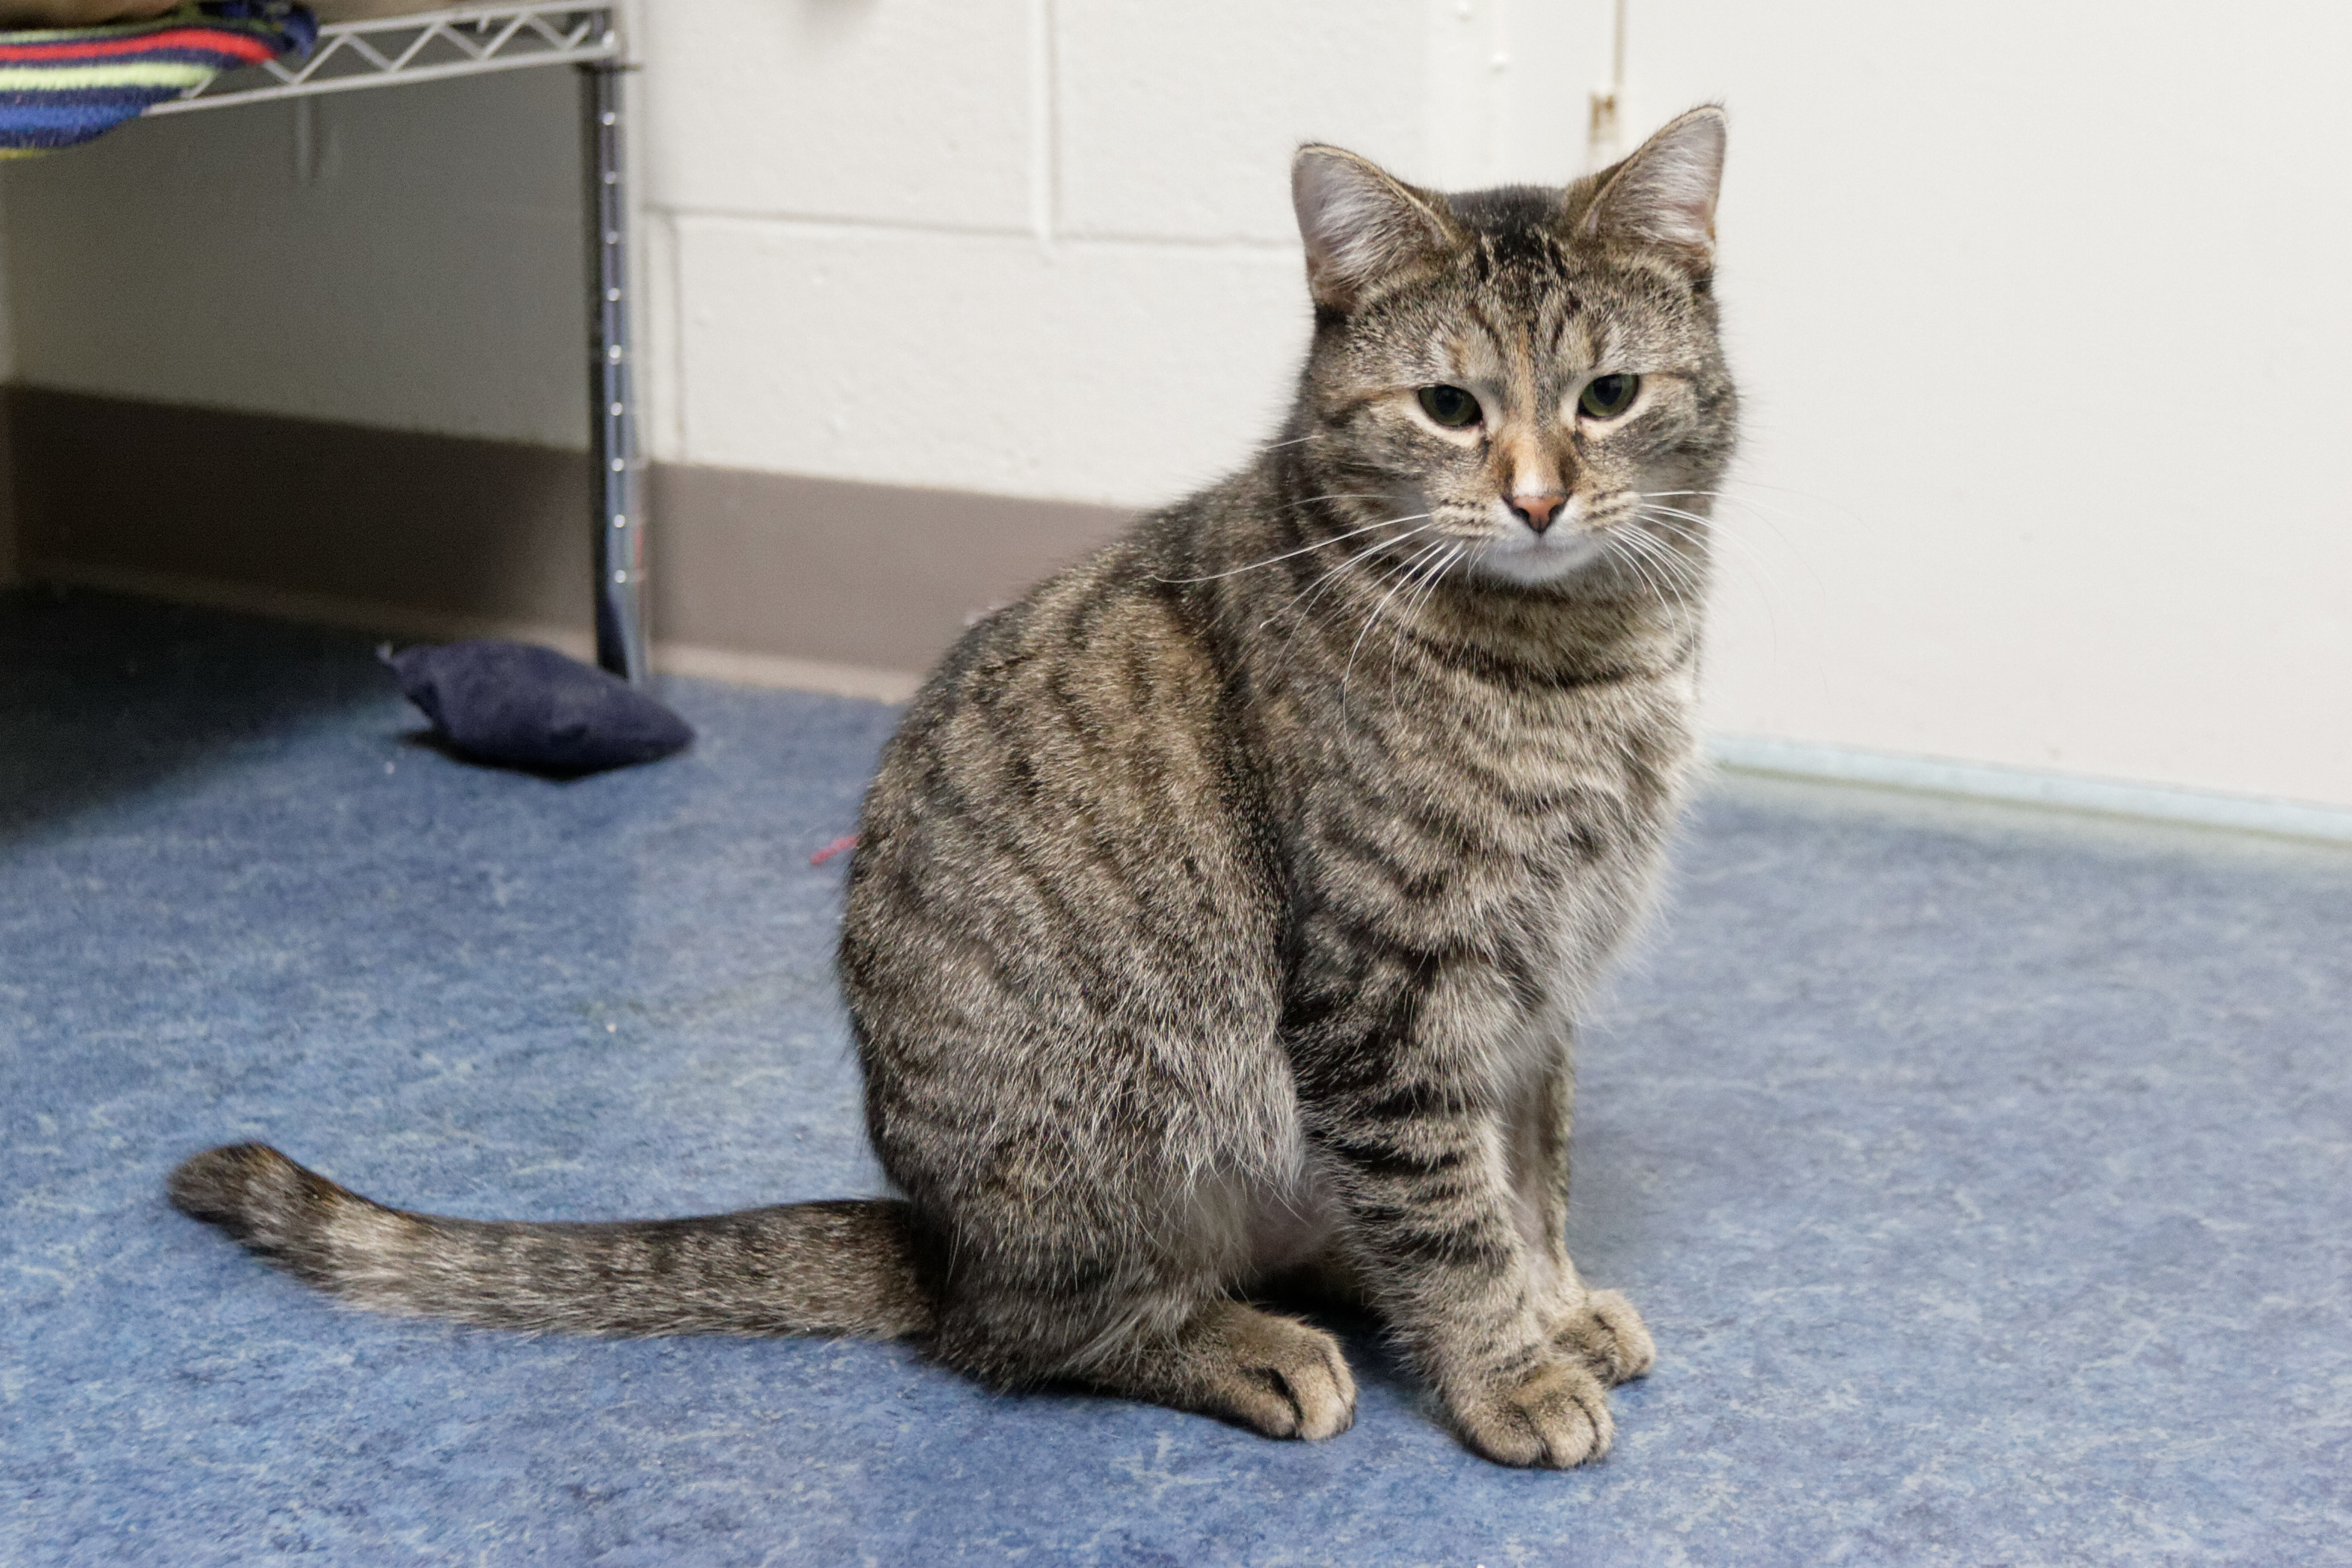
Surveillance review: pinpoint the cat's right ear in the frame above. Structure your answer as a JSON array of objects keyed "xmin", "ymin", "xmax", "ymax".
[
  {"xmin": 1576, "ymin": 106, "xmax": 1727, "ymax": 274},
  {"xmin": 1292, "ymin": 146, "xmax": 1459, "ymax": 312}
]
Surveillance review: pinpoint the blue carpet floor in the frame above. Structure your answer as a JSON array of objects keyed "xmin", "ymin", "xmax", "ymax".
[{"xmin": 5, "ymin": 587, "xmax": 2350, "ymax": 1566}]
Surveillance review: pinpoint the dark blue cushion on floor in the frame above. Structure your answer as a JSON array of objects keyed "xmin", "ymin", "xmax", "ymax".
[{"xmin": 386, "ymin": 639, "xmax": 693, "ymax": 774}]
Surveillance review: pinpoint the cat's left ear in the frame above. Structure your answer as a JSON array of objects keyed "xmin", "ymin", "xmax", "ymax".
[
  {"xmin": 1576, "ymin": 106, "xmax": 1727, "ymax": 273},
  {"xmin": 1293, "ymin": 146, "xmax": 1461, "ymax": 312}
]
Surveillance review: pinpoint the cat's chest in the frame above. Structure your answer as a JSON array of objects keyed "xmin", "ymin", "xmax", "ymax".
[
  {"xmin": 1302, "ymin": 670, "xmax": 1696, "ymax": 932},
  {"xmin": 1453, "ymin": 695, "xmax": 1693, "ymax": 1025},
  {"xmin": 1486, "ymin": 717, "xmax": 1689, "ymax": 943},
  {"xmin": 1402, "ymin": 668, "xmax": 1691, "ymax": 844}
]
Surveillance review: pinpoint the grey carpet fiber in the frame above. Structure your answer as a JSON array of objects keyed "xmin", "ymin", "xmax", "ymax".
[{"xmin": 5, "ymin": 588, "xmax": 2347, "ymax": 1565}]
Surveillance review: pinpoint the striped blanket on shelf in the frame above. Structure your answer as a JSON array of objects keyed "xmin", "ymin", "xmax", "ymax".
[{"xmin": 0, "ymin": 2, "xmax": 315, "ymax": 157}]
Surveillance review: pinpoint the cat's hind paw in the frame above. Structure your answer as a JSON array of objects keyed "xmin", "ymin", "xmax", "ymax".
[
  {"xmin": 1194, "ymin": 1304, "xmax": 1358, "ymax": 1440},
  {"xmin": 1103, "ymin": 1300, "xmax": 1357, "ymax": 1442}
]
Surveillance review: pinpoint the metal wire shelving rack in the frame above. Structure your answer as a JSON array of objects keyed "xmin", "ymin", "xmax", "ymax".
[{"xmin": 145, "ymin": 4, "xmax": 649, "ymax": 681}]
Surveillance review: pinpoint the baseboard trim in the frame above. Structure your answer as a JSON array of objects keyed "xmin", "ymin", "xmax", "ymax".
[
  {"xmin": 1710, "ymin": 733, "xmax": 2352, "ymax": 847},
  {"xmin": 653, "ymin": 642, "xmax": 920, "ymax": 703},
  {"xmin": 42, "ymin": 564, "xmax": 2350, "ymax": 845},
  {"xmin": 38, "ymin": 559, "xmax": 590, "ymax": 656},
  {"xmin": 21, "ymin": 392, "xmax": 2344, "ymax": 844},
  {"xmin": 6, "ymin": 385, "xmax": 1132, "ymax": 678},
  {"xmin": 39, "ymin": 562, "xmax": 924, "ymax": 704}
]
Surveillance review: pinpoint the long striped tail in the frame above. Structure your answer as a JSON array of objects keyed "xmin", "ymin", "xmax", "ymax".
[{"xmin": 167, "ymin": 1143, "xmax": 933, "ymax": 1339}]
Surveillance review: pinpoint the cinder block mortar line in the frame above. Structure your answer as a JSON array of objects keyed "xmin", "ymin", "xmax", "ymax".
[
  {"xmin": 1048, "ymin": 229, "xmax": 1304, "ymax": 255},
  {"xmin": 649, "ymin": 205, "xmax": 1035, "ymax": 241},
  {"xmin": 641, "ymin": 210, "xmax": 687, "ymax": 468},
  {"xmin": 1028, "ymin": 0, "xmax": 1057, "ymax": 246},
  {"xmin": 656, "ymin": 207, "xmax": 1303, "ymax": 259}
]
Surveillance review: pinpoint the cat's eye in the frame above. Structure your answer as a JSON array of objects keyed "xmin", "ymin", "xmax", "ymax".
[
  {"xmin": 1578, "ymin": 374, "xmax": 1640, "ymax": 420},
  {"xmin": 1416, "ymin": 385, "xmax": 1482, "ymax": 429}
]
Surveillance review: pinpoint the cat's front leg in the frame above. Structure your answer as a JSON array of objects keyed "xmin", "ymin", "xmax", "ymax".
[
  {"xmin": 1309, "ymin": 1090, "xmax": 1617, "ymax": 1467},
  {"xmin": 1290, "ymin": 988, "xmax": 1636, "ymax": 1469},
  {"xmin": 1509, "ymin": 1042, "xmax": 1656, "ymax": 1388}
]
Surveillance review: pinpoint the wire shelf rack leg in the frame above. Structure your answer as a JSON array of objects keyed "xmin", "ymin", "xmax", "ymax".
[{"xmin": 582, "ymin": 51, "xmax": 646, "ymax": 684}]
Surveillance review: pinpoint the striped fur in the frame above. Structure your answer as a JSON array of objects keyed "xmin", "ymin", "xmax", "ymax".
[{"xmin": 172, "ymin": 109, "xmax": 1736, "ymax": 1468}]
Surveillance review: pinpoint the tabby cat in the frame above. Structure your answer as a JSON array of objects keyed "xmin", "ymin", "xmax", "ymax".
[{"xmin": 171, "ymin": 107, "xmax": 1736, "ymax": 1468}]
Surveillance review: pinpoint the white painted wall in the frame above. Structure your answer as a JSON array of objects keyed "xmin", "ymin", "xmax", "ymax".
[
  {"xmin": 638, "ymin": 0, "xmax": 2351, "ymax": 809},
  {"xmin": 0, "ymin": 177, "xmax": 14, "ymax": 586},
  {"xmin": 636, "ymin": 0, "xmax": 1611, "ymax": 503},
  {"xmin": 3, "ymin": 2, "xmax": 2345, "ymax": 810},
  {"xmin": 1625, "ymin": 2, "xmax": 2352, "ymax": 809},
  {"xmin": 0, "ymin": 63, "xmax": 587, "ymax": 449},
  {"xmin": 0, "ymin": 2, "xmax": 1613, "ymax": 496}
]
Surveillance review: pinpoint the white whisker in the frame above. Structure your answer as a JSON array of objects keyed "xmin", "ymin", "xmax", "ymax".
[
  {"xmin": 1634, "ymin": 509, "xmax": 1777, "ymax": 589},
  {"xmin": 1159, "ymin": 512, "xmax": 1431, "ymax": 585},
  {"xmin": 1637, "ymin": 487, "xmax": 1824, "ymax": 583},
  {"xmin": 1640, "ymin": 487, "xmax": 1811, "ymax": 527},
  {"xmin": 1608, "ymin": 524, "xmax": 1695, "ymax": 606},
  {"xmin": 1385, "ymin": 542, "xmax": 1464, "ymax": 700},
  {"xmin": 1342, "ymin": 540, "xmax": 1452, "ymax": 695},
  {"xmin": 1633, "ymin": 510, "xmax": 1786, "ymax": 662},
  {"xmin": 1604, "ymin": 534, "xmax": 1668, "ymax": 605},
  {"xmin": 1406, "ymin": 541, "xmax": 1461, "ymax": 623},
  {"xmin": 1259, "ymin": 522, "xmax": 1440, "ymax": 633}
]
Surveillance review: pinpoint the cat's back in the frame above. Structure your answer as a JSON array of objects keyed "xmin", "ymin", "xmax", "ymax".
[
  {"xmin": 860, "ymin": 481, "xmax": 1250, "ymax": 835},
  {"xmin": 837, "ymin": 479, "xmax": 1309, "ymax": 1222},
  {"xmin": 839, "ymin": 479, "xmax": 1282, "ymax": 1043}
]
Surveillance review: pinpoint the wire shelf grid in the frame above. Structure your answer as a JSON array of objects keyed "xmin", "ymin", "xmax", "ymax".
[{"xmin": 147, "ymin": 3, "xmax": 616, "ymax": 114}]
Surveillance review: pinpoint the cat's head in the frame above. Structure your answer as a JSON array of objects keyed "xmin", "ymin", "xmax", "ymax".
[{"xmin": 1289, "ymin": 108, "xmax": 1737, "ymax": 593}]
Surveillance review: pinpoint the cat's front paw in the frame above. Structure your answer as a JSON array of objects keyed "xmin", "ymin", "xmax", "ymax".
[
  {"xmin": 1553, "ymin": 1287, "xmax": 1655, "ymax": 1385},
  {"xmin": 1449, "ymin": 1353, "xmax": 1614, "ymax": 1468}
]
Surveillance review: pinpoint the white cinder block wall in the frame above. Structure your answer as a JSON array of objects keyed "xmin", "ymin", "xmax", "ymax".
[
  {"xmin": 0, "ymin": 64, "xmax": 588, "ymax": 449},
  {"xmin": 639, "ymin": 0, "xmax": 2350, "ymax": 811},
  {"xmin": 1625, "ymin": 1, "xmax": 2352, "ymax": 813},
  {"xmin": 637, "ymin": 0, "xmax": 1610, "ymax": 506},
  {"xmin": 2, "ymin": 2, "xmax": 2345, "ymax": 813}
]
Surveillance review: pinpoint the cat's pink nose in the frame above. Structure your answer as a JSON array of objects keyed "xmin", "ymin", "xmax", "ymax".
[{"xmin": 1509, "ymin": 493, "xmax": 1567, "ymax": 534}]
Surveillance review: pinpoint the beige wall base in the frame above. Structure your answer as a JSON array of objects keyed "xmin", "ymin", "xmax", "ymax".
[
  {"xmin": 35, "ymin": 559, "xmax": 924, "ymax": 703},
  {"xmin": 6, "ymin": 386, "xmax": 1131, "ymax": 692},
  {"xmin": 17, "ymin": 390, "xmax": 2352, "ymax": 844}
]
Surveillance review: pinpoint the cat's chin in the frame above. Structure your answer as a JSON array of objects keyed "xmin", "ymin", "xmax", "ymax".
[{"xmin": 1465, "ymin": 532, "xmax": 1613, "ymax": 588}]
